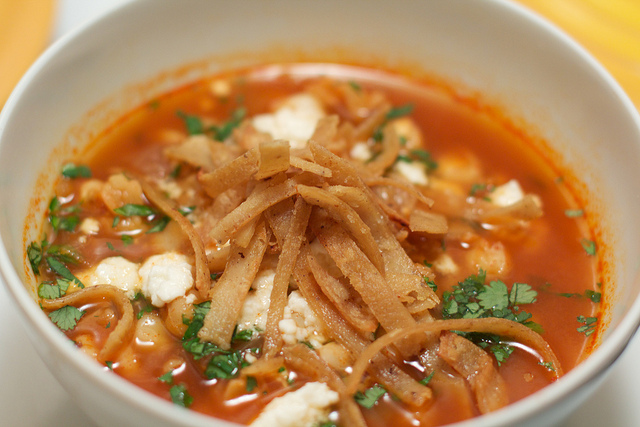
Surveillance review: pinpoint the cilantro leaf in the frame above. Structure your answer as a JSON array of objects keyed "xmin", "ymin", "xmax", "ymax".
[
  {"xmin": 385, "ymin": 103, "xmax": 414, "ymax": 120},
  {"xmin": 147, "ymin": 216, "xmax": 170, "ymax": 233},
  {"xmin": 113, "ymin": 204, "xmax": 156, "ymax": 217},
  {"xmin": 46, "ymin": 257, "xmax": 84, "ymax": 287},
  {"xmin": 209, "ymin": 108, "xmax": 246, "ymax": 141},
  {"xmin": 176, "ymin": 111, "xmax": 204, "ymax": 135},
  {"xmin": 477, "ymin": 280, "xmax": 509, "ymax": 311},
  {"xmin": 354, "ymin": 384, "xmax": 386, "ymax": 409},
  {"xmin": 38, "ymin": 278, "xmax": 70, "ymax": 299},
  {"xmin": 158, "ymin": 371, "xmax": 174, "ymax": 385},
  {"xmin": 169, "ymin": 384, "xmax": 193, "ymax": 408},
  {"xmin": 245, "ymin": 376, "xmax": 257, "ymax": 392},
  {"xmin": 49, "ymin": 305, "xmax": 84, "ymax": 331},
  {"xmin": 580, "ymin": 239, "xmax": 597, "ymax": 256},
  {"xmin": 509, "ymin": 283, "xmax": 537, "ymax": 305},
  {"xmin": 205, "ymin": 352, "xmax": 242, "ymax": 379},
  {"xmin": 577, "ymin": 315, "xmax": 597, "ymax": 336},
  {"xmin": 61, "ymin": 163, "xmax": 92, "ymax": 179},
  {"xmin": 27, "ymin": 241, "xmax": 44, "ymax": 275},
  {"xmin": 419, "ymin": 371, "xmax": 435, "ymax": 386}
]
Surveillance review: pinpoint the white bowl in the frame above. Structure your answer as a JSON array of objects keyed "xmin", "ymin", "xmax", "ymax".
[{"xmin": 1, "ymin": 1, "xmax": 640, "ymax": 426}]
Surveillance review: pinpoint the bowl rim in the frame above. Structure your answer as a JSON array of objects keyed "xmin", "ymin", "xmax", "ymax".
[{"xmin": 1, "ymin": 0, "xmax": 640, "ymax": 426}]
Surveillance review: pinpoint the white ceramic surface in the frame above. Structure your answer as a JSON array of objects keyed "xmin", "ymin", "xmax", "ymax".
[{"xmin": 1, "ymin": 1, "xmax": 640, "ymax": 426}]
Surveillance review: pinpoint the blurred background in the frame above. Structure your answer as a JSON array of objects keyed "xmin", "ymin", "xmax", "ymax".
[
  {"xmin": 1, "ymin": 0, "xmax": 639, "ymax": 111},
  {"xmin": 0, "ymin": 0, "xmax": 638, "ymax": 426}
]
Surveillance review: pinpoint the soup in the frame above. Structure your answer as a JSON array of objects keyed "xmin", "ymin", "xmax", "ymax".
[{"xmin": 27, "ymin": 64, "xmax": 601, "ymax": 426}]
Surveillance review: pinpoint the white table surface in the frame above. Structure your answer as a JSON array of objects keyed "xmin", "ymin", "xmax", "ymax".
[{"xmin": 0, "ymin": 1, "xmax": 638, "ymax": 425}]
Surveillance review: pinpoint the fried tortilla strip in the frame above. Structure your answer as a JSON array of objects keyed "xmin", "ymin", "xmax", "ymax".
[
  {"xmin": 234, "ymin": 216, "xmax": 259, "ymax": 249},
  {"xmin": 198, "ymin": 221, "xmax": 269, "ymax": 349},
  {"xmin": 352, "ymin": 103, "xmax": 391, "ymax": 142},
  {"xmin": 439, "ymin": 332, "xmax": 508, "ymax": 414},
  {"xmin": 309, "ymin": 141, "xmax": 366, "ymax": 188},
  {"xmin": 307, "ymin": 253, "xmax": 378, "ymax": 333},
  {"xmin": 346, "ymin": 317, "xmax": 562, "ymax": 397},
  {"xmin": 164, "ymin": 135, "xmax": 238, "ymax": 171},
  {"xmin": 310, "ymin": 115, "xmax": 340, "ymax": 146},
  {"xmin": 293, "ymin": 249, "xmax": 432, "ymax": 407},
  {"xmin": 40, "ymin": 285, "xmax": 133, "ymax": 363},
  {"xmin": 198, "ymin": 147, "xmax": 259, "ymax": 199},
  {"xmin": 206, "ymin": 244, "xmax": 231, "ymax": 272},
  {"xmin": 263, "ymin": 197, "xmax": 312, "ymax": 359},
  {"xmin": 298, "ymin": 184, "xmax": 384, "ymax": 275},
  {"xmin": 139, "ymin": 179, "xmax": 210, "ymax": 298},
  {"xmin": 209, "ymin": 177, "xmax": 298, "ymax": 244},
  {"xmin": 365, "ymin": 125, "xmax": 401, "ymax": 177},
  {"xmin": 290, "ymin": 156, "xmax": 332, "ymax": 177},
  {"xmin": 284, "ymin": 344, "xmax": 367, "ymax": 427},
  {"xmin": 364, "ymin": 175, "xmax": 434, "ymax": 208},
  {"xmin": 328, "ymin": 185, "xmax": 438, "ymax": 308},
  {"xmin": 255, "ymin": 139, "xmax": 290, "ymax": 180},
  {"xmin": 409, "ymin": 209, "xmax": 449, "ymax": 234},
  {"xmin": 312, "ymin": 217, "xmax": 420, "ymax": 355},
  {"xmin": 471, "ymin": 194, "xmax": 543, "ymax": 223},
  {"xmin": 264, "ymin": 198, "xmax": 296, "ymax": 247}
]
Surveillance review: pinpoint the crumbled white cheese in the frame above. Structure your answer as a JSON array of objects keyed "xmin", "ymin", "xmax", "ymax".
[
  {"xmin": 279, "ymin": 290, "xmax": 328, "ymax": 348},
  {"xmin": 491, "ymin": 179, "xmax": 524, "ymax": 207},
  {"xmin": 394, "ymin": 160, "xmax": 429, "ymax": 185},
  {"xmin": 77, "ymin": 256, "xmax": 141, "ymax": 299},
  {"xmin": 156, "ymin": 178, "xmax": 183, "ymax": 199},
  {"xmin": 350, "ymin": 142, "xmax": 372, "ymax": 161},
  {"xmin": 139, "ymin": 252, "xmax": 194, "ymax": 307},
  {"xmin": 79, "ymin": 218, "xmax": 100, "ymax": 235},
  {"xmin": 432, "ymin": 253, "xmax": 459, "ymax": 276},
  {"xmin": 250, "ymin": 382, "xmax": 339, "ymax": 427},
  {"xmin": 252, "ymin": 94, "xmax": 325, "ymax": 149},
  {"xmin": 236, "ymin": 269, "xmax": 275, "ymax": 336}
]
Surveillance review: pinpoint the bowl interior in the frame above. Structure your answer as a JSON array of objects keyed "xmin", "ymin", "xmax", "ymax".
[{"xmin": 1, "ymin": 1, "xmax": 640, "ymax": 426}]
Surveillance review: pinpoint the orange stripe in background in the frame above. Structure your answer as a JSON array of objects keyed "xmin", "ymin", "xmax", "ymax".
[
  {"xmin": 0, "ymin": 0, "xmax": 55, "ymax": 110},
  {"xmin": 515, "ymin": 0, "xmax": 640, "ymax": 111}
]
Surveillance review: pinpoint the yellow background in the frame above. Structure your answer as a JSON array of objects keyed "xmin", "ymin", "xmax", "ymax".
[{"xmin": 0, "ymin": 1, "xmax": 638, "ymax": 110}]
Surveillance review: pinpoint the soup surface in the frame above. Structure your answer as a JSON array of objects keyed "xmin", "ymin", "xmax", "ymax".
[{"xmin": 27, "ymin": 64, "xmax": 601, "ymax": 426}]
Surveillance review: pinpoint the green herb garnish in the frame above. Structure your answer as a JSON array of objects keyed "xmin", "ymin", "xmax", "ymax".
[
  {"xmin": 48, "ymin": 305, "xmax": 84, "ymax": 331},
  {"xmin": 354, "ymin": 384, "xmax": 386, "ymax": 409}
]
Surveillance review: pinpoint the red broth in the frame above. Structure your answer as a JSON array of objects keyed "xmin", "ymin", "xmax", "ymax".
[{"xmin": 30, "ymin": 64, "xmax": 600, "ymax": 426}]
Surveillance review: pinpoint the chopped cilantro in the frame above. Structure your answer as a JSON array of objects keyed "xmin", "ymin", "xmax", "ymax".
[
  {"xmin": 205, "ymin": 352, "xmax": 243, "ymax": 379},
  {"xmin": 27, "ymin": 240, "xmax": 45, "ymax": 275},
  {"xmin": 105, "ymin": 361, "xmax": 114, "ymax": 370},
  {"xmin": 112, "ymin": 216, "xmax": 120, "ymax": 227},
  {"xmin": 114, "ymin": 204, "xmax": 156, "ymax": 217},
  {"xmin": 121, "ymin": 235, "xmax": 134, "ymax": 246},
  {"xmin": 442, "ymin": 270, "xmax": 541, "ymax": 363},
  {"xmin": 158, "ymin": 370, "xmax": 174, "ymax": 384},
  {"xmin": 49, "ymin": 305, "xmax": 84, "ymax": 331},
  {"xmin": 169, "ymin": 384, "xmax": 193, "ymax": 408},
  {"xmin": 209, "ymin": 107, "xmax": 246, "ymax": 141},
  {"xmin": 354, "ymin": 384, "xmax": 386, "ymax": 409},
  {"xmin": 147, "ymin": 216, "xmax": 170, "ymax": 233},
  {"xmin": 176, "ymin": 111, "xmax": 204, "ymax": 135},
  {"xmin": 580, "ymin": 239, "xmax": 597, "ymax": 256},
  {"xmin": 539, "ymin": 361, "xmax": 555, "ymax": 372},
  {"xmin": 106, "ymin": 242, "xmax": 116, "ymax": 251},
  {"xmin": 136, "ymin": 304, "xmax": 154, "ymax": 320},
  {"xmin": 558, "ymin": 289, "xmax": 601, "ymax": 303},
  {"xmin": 564, "ymin": 209, "xmax": 584, "ymax": 218},
  {"xmin": 169, "ymin": 163, "xmax": 182, "ymax": 179},
  {"xmin": 178, "ymin": 206, "xmax": 196, "ymax": 216},
  {"xmin": 232, "ymin": 327, "xmax": 254, "ymax": 342},
  {"xmin": 469, "ymin": 183, "xmax": 488, "ymax": 197},
  {"xmin": 348, "ymin": 80, "xmax": 362, "ymax": 92},
  {"xmin": 424, "ymin": 277, "xmax": 437, "ymax": 292},
  {"xmin": 488, "ymin": 342, "xmax": 515, "ymax": 366},
  {"xmin": 61, "ymin": 163, "xmax": 92, "ymax": 179},
  {"xmin": 385, "ymin": 103, "xmax": 414, "ymax": 120},
  {"xmin": 246, "ymin": 376, "xmax": 258, "ymax": 392},
  {"xmin": 577, "ymin": 315, "xmax": 597, "ymax": 336},
  {"xmin": 419, "ymin": 371, "xmax": 435, "ymax": 386},
  {"xmin": 48, "ymin": 196, "xmax": 81, "ymax": 232}
]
